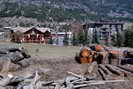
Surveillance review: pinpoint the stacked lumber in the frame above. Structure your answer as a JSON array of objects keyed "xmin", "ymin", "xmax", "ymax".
[
  {"xmin": 76, "ymin": 45, "xmax": 133, "ymax": 65},
  {"xmin": 121, "ymin": 50, "xmax": 133, "ymax": 65},
  {"xmin": 98, "ymin": 64, "xmax": 125, "ymax": 80},
  {"xmin": 76, "ymin": 62, "xmax": 133, "ymax": 81},
  {"xmin": 123, "ymin": 50, "xmax": 133, "ymax": 58},
  {"xmin": 0, "ymin": 47, "xmax": 31, "ymax": 72}
]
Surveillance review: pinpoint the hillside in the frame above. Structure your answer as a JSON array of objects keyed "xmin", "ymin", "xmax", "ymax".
[{"xmin": 0, "ymin": 0, "xmax": 133, "ymax": 22}]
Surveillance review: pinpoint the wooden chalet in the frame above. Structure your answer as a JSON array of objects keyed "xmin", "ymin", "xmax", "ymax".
[{"xmin": 11, "ymin": 27, "xmax": 52, "ymax": 43}]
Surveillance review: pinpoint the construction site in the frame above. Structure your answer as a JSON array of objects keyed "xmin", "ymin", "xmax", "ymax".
[
  {"xmin": 0, "ymin": 0, "xmax": 133, "ymax": 89},
  {"xmin": 0, "ymin": 42, "xmax": 132, "ymax": 89}
]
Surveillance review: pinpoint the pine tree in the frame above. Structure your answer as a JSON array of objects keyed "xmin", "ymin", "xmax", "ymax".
[
  {"xmin": 116, "ymin": 31, "xmax": 124, "ymax": 47},
  {"xmin": 92, "ymin": 30, "xmax": 99, "ymax": 44},
  {"xmin": 63, "ymin": 33, "xmax": 69, "ymax": 45},
  {"xmin": 72, "ymin": 33, "xmax": 78, "ymax": 46},
  {"xmin": 77, "ymin": 31, "xmax": 86, "ymax": 45},
  {"xmin": 124, "ymin": 26, "xmax": 133, "ymax": 47}
]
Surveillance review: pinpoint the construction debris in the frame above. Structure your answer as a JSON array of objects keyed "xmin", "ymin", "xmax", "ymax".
[{"xmin": 0, "ymin": 70, "xmax": 127, "ymax": 89}]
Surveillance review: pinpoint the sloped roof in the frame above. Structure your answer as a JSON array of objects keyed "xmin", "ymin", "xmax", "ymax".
[
  {"xmin": 12, "ymin": 27, "xmax": 31, "ymax": 33},
  {"xmin": 35, "ymin": 27, "xmax": 51, "ymax": 33},
  {"xmin": 11, "ymin": 27, "xmax": 52, "ymax": 33}
]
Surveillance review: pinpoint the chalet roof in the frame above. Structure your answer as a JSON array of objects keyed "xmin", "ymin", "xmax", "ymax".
[
  {"xmin": 11, "ymin": 27, "xmax": 52, "ymax": 33},
  {"xmin": 12, "ymin": 27, "xmax": 30, "ymax": 33},
  {"xmin": 35, "ymin": 27, "xmax": 51, "ymax": 33}
]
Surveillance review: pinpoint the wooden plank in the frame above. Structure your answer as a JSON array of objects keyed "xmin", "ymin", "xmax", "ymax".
[
  {"xmin": 73, "ymin": 80, "xmax": 126, "ymax": 88},
  {"xmin": 67, "ymin": 71, "xmax": 83, "ymax": 79},
  {"xmin": 106, "ymin": 64, "xmax": 122, "ymax": 76},
  {"xmin": 108, "ymin": 65, "xmax": 133, "ymax": 76},
  {"xmin": 117, "ymin": 66, "xmax": 133, "ymax": 74},
  {"xmin": 98, "ymin": 68, "xmax": 107, "ymax": 80},
  {"xmin": 99, "ymin": 64, "xmax": 112, "ymax": 75}
]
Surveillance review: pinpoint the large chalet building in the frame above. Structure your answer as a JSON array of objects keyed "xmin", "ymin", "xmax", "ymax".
[{"xmin": 11, "ymin": 27, "xmax": 52, "ymax": 44}]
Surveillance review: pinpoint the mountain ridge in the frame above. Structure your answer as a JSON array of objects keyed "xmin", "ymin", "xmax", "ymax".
[{"xmin": 0, "ymin": 0, "xmax": 133, "ymax": 22}]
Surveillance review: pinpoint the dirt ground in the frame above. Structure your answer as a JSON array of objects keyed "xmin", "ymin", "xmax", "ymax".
[
  {"xmin": 0, "ymin": 42, "xmax": 80, "ymax": 58},
  {"xmin": 0, "ymin": 42, "xmax": 133, "ymax": 89}
]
